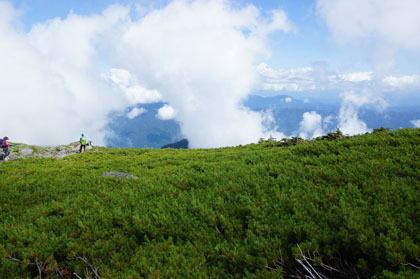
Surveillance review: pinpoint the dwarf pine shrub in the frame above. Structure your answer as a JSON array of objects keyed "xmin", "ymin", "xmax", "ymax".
[{"xmin": 0, "ymin": 128, "xmax": 419, "ymax": 278}]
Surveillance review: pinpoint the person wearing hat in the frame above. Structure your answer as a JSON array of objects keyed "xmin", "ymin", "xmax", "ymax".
[
  {"xmin": 1, "ymin": 136, "xmax": 9, "ymax": 157},
  {"xmin": 79, "ymin": 134, "xmax": 87, "ymax": 153}
]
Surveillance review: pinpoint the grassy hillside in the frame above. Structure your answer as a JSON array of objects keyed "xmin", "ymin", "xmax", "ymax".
[{"xmin": 0, "ymin": 129, "xmax": 419, "ymax": 278}]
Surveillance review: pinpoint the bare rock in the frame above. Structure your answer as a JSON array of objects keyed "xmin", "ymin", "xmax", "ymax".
[
  {"xmin": 6, "ymin": 153, "xmax": 18, "ymax": 161},
  {"xmin": 56, "ymin": 146, "xmax": 68, "ymax": 152},
  {"xmin": 20, "ymin": 148, "xmax": 34, "ymax": 157}
]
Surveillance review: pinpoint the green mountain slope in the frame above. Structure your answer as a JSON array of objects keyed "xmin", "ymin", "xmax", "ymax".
[{"xmin": 0, "ymin": 129, "xmax": 419, "ymax": 278}]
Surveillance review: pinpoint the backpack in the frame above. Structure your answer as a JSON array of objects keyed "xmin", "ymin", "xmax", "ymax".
[
  {"xmin": 1, "ymin": 139, "xmax": 6, "ymax": 147},
  {"xmin": 81, "ymin": 137, "xmax": 87, "ymax": 145}
]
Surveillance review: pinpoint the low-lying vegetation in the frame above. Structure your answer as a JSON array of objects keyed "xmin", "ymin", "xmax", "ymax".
[{"xmin": 0, "ymin": 128, "xmax": 419, "ymax": 278}]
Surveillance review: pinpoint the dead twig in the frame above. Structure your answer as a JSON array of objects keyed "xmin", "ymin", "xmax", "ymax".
[
  {"xmin": 296, "ymin": 244, "xmax": 328, "ymax": 279},
  {"xmin": 6, "ymin": 255, "xmax": 23, "ymax": 263},
  {"xmin": 402, "ymin": 258, "xmax": 420, "ymax": 270},
  {"xmin": 75, "ymin": 254, "xmax": 101, "ymax": 279},
  {"xmin": 35, "ymin": 257, "xmax": 46, "ymax": 279}
]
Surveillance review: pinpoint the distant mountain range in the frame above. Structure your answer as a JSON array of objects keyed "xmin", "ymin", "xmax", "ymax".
[{"xmin": 105, "ymin": 94, "xmax": 420, "ymax": 148}]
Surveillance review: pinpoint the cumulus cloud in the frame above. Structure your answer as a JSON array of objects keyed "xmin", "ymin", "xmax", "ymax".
[
  {"xmin": 103, "ymin": 68, "xmax": 163, "ymax": 104},
  {"xmin": 411, "ymin": 119, "xmax": 420, "ymax": 128},
  {"xmin": 156, "ymin": 105, "xmax": 176, "ymax": 120},
  {"xmin": 0, "ymin": 2, "xmax": 131, "ymax": 145},
  {"xmin": 113, "ymin": 0, "xmax": 292, "ymax": 147},
  {"xmin": 298, "ymin": 111, "xmax": 324, "ymax": 139},
  {"xmin": 0, "ymin": 0, "xmax": 293, "ymax": 147},
  {"xmin": 285, "ymin": 97, "xmax": 292, "ymax": 103},
  {"xmin": 338, "ymin": 104, "xmax": 368, "ymax": 135},
  {"xmin": 127, "ymin": 107, "xmax": 146, "ymax": 119},
  {"xmin": 338, "ymin": 90, "xmax": 388, "ymax": 135}
]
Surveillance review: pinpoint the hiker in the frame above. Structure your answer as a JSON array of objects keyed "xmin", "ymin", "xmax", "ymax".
[
  {"xmin": 1, "ymin": 136, "xmax": 9, "ymax": 157},
  {"xmin": 79, "ymin": 134, "xmax": 87, "ymax": 153}
]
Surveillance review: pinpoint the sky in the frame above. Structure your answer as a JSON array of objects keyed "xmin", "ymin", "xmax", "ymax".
[{"xmin": 1, "ymin": 0, "xmax": 420, "ymax": 147}]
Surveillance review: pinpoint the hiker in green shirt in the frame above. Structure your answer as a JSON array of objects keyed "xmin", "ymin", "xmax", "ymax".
[{"xmin": 79, "ymin": 134, "xmax": 87, "ymax": 153}]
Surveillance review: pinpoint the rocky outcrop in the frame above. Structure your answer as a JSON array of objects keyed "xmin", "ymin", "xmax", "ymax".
[{"xmin": 0, "ymin": 141, "xmax": 94, "ymax": 161}]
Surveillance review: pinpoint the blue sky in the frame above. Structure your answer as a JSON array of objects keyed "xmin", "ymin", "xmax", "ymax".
[{"xmin": 1, "ymin": 0, "xmax": 420, "ymax": 146}]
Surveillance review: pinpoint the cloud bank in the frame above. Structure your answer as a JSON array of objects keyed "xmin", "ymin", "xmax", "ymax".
[
  {"xmin": 258, "ymin": 63, "xmax": 420, "ymax": 93},
  {"xmin": 0, "ymin": 0, "xmax": 293, "ymax": 147},
  {"xmin": 111, "ymin": 1, "xmax": 293, "ymax": 147},
  {"xmin": 0, "ymin": 2, "xmax": 133, "ymax": 145}
]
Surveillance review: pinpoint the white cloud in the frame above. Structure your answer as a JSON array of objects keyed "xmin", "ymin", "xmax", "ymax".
[
  {"xmin": 156, "ymin": 104, "xmax": 176, "ymax": 120},
  {"xmin": 317, "ymin": 0, "xmax": 420, "ymax": 78},
  {"xmin": 338, "ymin": 90, "xmax": 388, "ymax": 135},
  {"xmin": 338, "ymin": 104, "xmax": 368, "ymax": 135},
  {"xmin": 338, "ymin": 72, "xmax": 373, "ymax": 83},
  {"xmin": 383, "ymin": 75, "xmax": 420, "ymax": 88},
  {"xmin": 0, "ymin": 2, "xmax": 131, "ymax": 145},
  {"xmin": 316, "ymin": 0, "xmax": 420, "ymax": 51},
  {"xmin": 411, "ymin": 119, "xmax": 420, "ymax": 128},
  {"xmin": 127, "ymin": 107, "xmax": 146, "ymax": 119},
  {"xmin": 106, "ymin": 68, "xmax": 132, "ymax": 86},
  {"xmin": 285, "ymin": 97, "xmax": 292, "ymax": 103},
  {"xmin": 113, "ymin": 1, "xmax": 293, "ymax": 147},
  {"xmin": 258, "ymin": 64, "xmax": 420, "ymax": 92},
  {"xmin": 298, "ymin": 111, "xmax": 324, "ymax": 139},
  {"xmin": 257, "ymin": 9, "xmax": 295, "ymax": 35},
  {"xmin": 257, "ymin": 63, "xmax": 374, "ymax": 92},
  {"xmin": 103, "ymin": 68, "xmax": 163, "ymax": 104},
  {"xmin": 257, "ymin": 63, "xmax": 316, "ymax": 91},
  {"xmin": 0, "ymin": 1, "xmax": 293, "ymax": 147}
]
